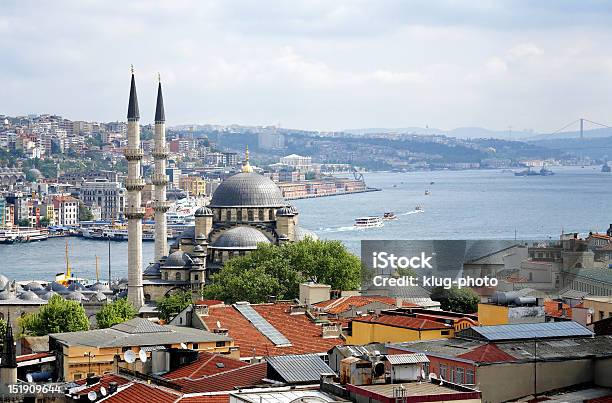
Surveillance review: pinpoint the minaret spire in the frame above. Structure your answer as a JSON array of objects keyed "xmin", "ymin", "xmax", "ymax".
[
  {"xmin": 242, "ymin": 145, "xmax": 253, "ymax": 173},
  {"xmin": 124, "ymin": 67, "xmax": 145, "ymax": 310},
  {"xmin": 153, "ymin": 75, "xmax": 170, "ymax": 261}
]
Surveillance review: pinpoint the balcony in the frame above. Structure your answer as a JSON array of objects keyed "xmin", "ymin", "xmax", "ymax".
[
  {"xmin": 124, "ymin": 178, "xmax": 146, "ymax": 191},
  {"xmin": 152, "ymin": 146, "xmax": 169, "ymax": 159},
  {"xmin": 123, "ymin": 148, "xmax": 144, "ymax": 161},
  {"xmin": 151, "ymin": 173, "xmax": 169, "ymax": 186},
  {"xmin": 124, "ymin": 206, "xmax": 146, "ymax": 219}
]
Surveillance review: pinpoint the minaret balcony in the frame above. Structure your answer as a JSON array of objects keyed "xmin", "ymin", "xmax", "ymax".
[
  {"xmin": 153, "ymin": 201, "xmax": 172, "ymax": 212},
  {"xmin": 124, "ymin": 206, "xmax": 146, "ymax": 219},
  {"xmin": 125, "ymin": 178, "xmax": 146, "ymax": 191},
  {"xmin": 152, "ymin": 146, "xmax": 169, "ymax": 159},
  {"xmin": 124, "ymin": 147, "xmax": 144, "ymax": 160},
  {"xmin": 151, "ymin": 173, "xmax": 169, "ymax": 186}
]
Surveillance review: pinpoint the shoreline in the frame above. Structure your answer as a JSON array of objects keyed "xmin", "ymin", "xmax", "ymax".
[{"xmin": 285, "ymin": 187, "xmax": 382, "ymax": 200}]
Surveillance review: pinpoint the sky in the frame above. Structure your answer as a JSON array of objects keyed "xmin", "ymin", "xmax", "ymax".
[{"xmin": 2, "ymin": 0, "xmax": 612, "ymax": 133}]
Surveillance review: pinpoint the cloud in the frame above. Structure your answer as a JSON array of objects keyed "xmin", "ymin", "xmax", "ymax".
[{"xmin": 1, "ymin": 0, "xmax": 612, "ymax": 132}]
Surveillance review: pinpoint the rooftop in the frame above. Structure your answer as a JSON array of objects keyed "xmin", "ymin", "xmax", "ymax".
[
  {"xmin": 162, "ymin": 352, "xmax": 248, "ymax": 381},
  {"xmin": 51, "ymin": 318, "xmax": 230, "ymax": 348},
  {"xmin": 314, "ymin": 296, "xmax": 401, "ymax": 315},
  {"xmin": 200, "ymin": 302, "xmax": 343, "ymax": 358},
  {"xmin": 347, "ymin": 380, "xmax": 481, "ymax": 401},
  {"xmin": 266, "ymin": 354, "xmax": 335, "ymax": 384},
  {"xmin": 352, "ymin": 314, "xmax": 452, "ymax": 331},
  {"xmin": 457, "ymin": 321, "xmax": 593, "ymax": 342}
]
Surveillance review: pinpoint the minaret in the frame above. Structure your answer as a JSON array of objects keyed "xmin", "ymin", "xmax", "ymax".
[
  {"xmin": 124, "ymin": 67, "xmax": 145, "ymax": 309},
  {"xmin": 152, "ymin": 74, "xmax": 169, "ymax": 261},
  {"xmin": 0, "ymin": 315, "xmax": 17, "ymax": 390}
]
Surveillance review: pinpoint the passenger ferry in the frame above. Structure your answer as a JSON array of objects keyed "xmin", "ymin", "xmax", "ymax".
[
  {"xmin": 354, "ymin": 216, "xmax": 384, "ymax": 228},
  {"xmin": 0, "ymin": 228, "xmax": 48, "ymax": 244}
]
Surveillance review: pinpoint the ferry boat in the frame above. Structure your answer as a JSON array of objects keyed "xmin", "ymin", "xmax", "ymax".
[
  {"xmin": 383, "ymin": 212, "xmax": 397, "ymax": 220},
  {"xmin": 425, "ymin": 190, "xmax": 431, "ymax": 195},
  {"xmin": 354, "ymin": 216, "xmax": 384, "ymax": 228},
  {"xmin": 0, "ymin": 228, "xmax": 48, "ymax": 244}
]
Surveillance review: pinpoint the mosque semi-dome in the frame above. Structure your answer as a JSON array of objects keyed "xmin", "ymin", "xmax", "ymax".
[
  {"xmin": 209, "ymin": 172, "xmax": 285, "ymax": 208},
  {"xmin": 211, "ymin": 226, "xmax": 272, "ymax": 249},
  {"xmin": 164, "ymin": 250, "xmax": 194, "ymax": 268}
]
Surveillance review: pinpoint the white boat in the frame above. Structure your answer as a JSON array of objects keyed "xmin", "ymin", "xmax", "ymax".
[
  {"xmin": 0, "ymin": 228, "xmax": 48, "ymax": 244},
  {"xmin": 383, "ymin": 212, "xmax": 397, "ymax": 220},
  {"xmin": 354, "ymin": 216, "xmax": 384, "ymax": 228}
]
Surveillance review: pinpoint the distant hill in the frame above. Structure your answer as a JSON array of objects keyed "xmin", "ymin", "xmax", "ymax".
[
  {"xmin": 527, "ymin": 127, "xmax": 612, "ymax": 141},
  {"xmin": 344, "ymin": 126, "xmax": 534, "ymax": 140}
]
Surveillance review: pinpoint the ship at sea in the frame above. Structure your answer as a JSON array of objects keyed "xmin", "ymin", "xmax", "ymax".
[
  {"xmin": 514, "ymin": 166, "xmax": 555, "ymax": 176},
  {"xmin": 0, "ymin": 228, "xmax": 48, "ymax": 244}
]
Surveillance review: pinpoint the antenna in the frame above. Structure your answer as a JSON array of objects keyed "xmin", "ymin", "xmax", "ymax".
[
  {"xmin": 139, "ymin": 349, "xmax": 148, "ymax": 363},
  {"xmin": 88, "ymin": 391, "xmax": 97, "ymax": 401},
  {"xmin": 124, "ymin": 350, "xmax": 136, "ymax": 364}
]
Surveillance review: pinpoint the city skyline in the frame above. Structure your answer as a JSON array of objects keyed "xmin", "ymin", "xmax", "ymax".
[{"xmin": 1, "ymin": 1, "xmax": 612, "ymax": 133}]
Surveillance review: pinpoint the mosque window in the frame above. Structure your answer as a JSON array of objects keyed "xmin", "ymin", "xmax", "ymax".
[
  {"xmin": 258, "ymin": 209, "xmax": 264, "ymax": 221},
  {"xmin": 248, "ymin": 210, "xmax": 254, "ymax": 221},
  {"xmin": 226, "ymin": 210, "xmax": 232, "ymax": 221},
  {"xmin": 175, "ymin": 272, "xmax": 182, "ymax": 281},
  {"xmin": 164, "ymin": 272, "xmax": 168, "ymax": 280},
  {"xmin": 237, "ymin": 210, "xmax": 243, "ymax": 221},
  {"xmin": 268, "ymin": 209, "xmax": 274, "ymax": 220}
]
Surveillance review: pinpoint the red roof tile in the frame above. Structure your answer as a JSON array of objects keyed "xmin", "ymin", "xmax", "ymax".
[
  {"xmin": 171, "ymin": 362, "xmax": 268, "ymax": 394},
  {"xmin": 163, "ymin": 352, "xmax": 248, "ymax": 380},
  {"xmin": 353, "ymin": 314, "xmax": 451, "ymax": 330},
  {"xmin": 103, "ymin": 382, "xmax": 181, "ymax": 403},
  {"xmin": 180, "ymin": 395, "xmax": 230, "ymax": 403},
  {"xmin": 314, "ymin": 296, "xmax": 400, "ymax": 314},
  {"xmin": 457, "ymin": 343, "xmax": 517, "ymax": 363},
  {"xmin": 196, "ymin": 299, "xmax": 224, "ymax": 306},
  {"xmin": 201, "ymin": 303, "xmax": 343, "ymax": 358}
]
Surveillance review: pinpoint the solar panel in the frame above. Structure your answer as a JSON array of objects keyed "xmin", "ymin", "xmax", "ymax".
[
  {"xmin": 466, "ymin": 321, "xmax": 593, "ymax": 341},
  {"xmin": 234, "ymin": 303, "xmax": 292, "ymax": 346}
]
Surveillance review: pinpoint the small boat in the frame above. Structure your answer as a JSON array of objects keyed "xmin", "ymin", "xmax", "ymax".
[
  {"xmin": 354, "ymin": 216, "xmax": 384, "ymax": 228},
  {"xmin": 430, "ymin": 181, "xmax": 435, "ymax": 185},
  {"xmin": 425, "ymin": 190, "xmax": 431, "ymax": 195},
  {"xmin": 602, "ymin": 163, "xmax": 611, "ymax": 173},
  {"xmin": 383, "ymin": 212, "xmax": 397, "ymax": 220}
]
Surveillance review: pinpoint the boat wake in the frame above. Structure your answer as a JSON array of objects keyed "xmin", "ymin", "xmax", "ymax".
[
  {"xmin": 398, "ymin": 209, "xmax": 424, "ymax": 216},
  {"xmin": 318, "ymin": 225, "xmax": 362, "ymax": 233}
]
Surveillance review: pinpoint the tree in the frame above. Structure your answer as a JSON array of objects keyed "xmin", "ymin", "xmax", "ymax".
[
  {"xmin": 19, "ymin": 295, "xmax": 90, "ymax": 336},
  {"xmin": 40, "ymin": 216, "xmax": 51, "ymax": 227},
  {"xmin": 78, "ymin": 202, "xmax": 94, "ymax": 221},
  {"xmin": 430, "ymin": 286, "xmax": 480, "ymax": 314},
  {"xmin": 96, "ymin": 298, "xmax": 138, "ymax": 329},
  {"xmin": 17, "ymin": 218, "xmax": 31, "ymax": 227},
  {"xmin": 203, "ymin": 239, "xmax": 362, "ymax": 304},
  {"xmin": 156, "ymin": 290, "xmax": 193, "ymax": 321}
]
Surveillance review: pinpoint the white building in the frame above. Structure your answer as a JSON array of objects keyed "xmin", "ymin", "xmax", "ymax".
[
  {"xmin": 80, "ymin": 179, "xmax": 126, "ymax": 220},
  {"xmin": 279, "ymin": 154, "xmax": 312, "ymax": 172}
]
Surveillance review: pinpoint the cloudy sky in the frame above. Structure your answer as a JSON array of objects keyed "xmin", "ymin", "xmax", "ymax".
[{"xmin": 2, "ymin": 0, "xmax": 612, "ymax": 132}]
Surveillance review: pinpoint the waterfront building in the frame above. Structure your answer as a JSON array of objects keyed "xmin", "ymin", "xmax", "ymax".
[
  {"xmin": 142, "ymin": 147, "xmax": 317, "ymax": 300},
  {"xmin": 52, "ymin": 195, "xmax": 79, "ymax": 226},
  {"xmin": 80, "ymin": 179, "xmax": 126, "ymax": 221},
  {"xmin": 49, "ymin": 317, "xmax": 233, "ymax": 381},
  {"xmin": 280, "ymin": 154, "xmax": 313, "ymax": 172}
]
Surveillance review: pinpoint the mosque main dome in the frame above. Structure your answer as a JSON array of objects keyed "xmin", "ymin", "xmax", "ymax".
[{"xmin": 209, "ymin": 172, "xmax": 285, "ymax": 208}]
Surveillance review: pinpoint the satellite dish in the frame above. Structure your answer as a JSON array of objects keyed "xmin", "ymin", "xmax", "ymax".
[
  {"xmin": 180, "ymin": 342, "xmax": 188, "ymax": 349},
  {"xmin": 216, "ymin": 320, "xmax": 221, "ymax": 329},
  {"xmin": 26, "ymin": 373, "xmax": 34, "ymax": 383},
  {"xmin": 429, "ymin": 373, "xmax": 437, "ymax": 380},
  {"xmin": 124, "ymin": 350, "xmax": 136, "ymax": 364},
  {"xmin": 139, "ymin": 349, "xmax": 148, "ymax": 363},
  {"xmin": 100, "ymin": 387, "xmax": 107, "ymax": 396},
  {"xmin": 88, "ymin": 391, "xmax": 97, "ymax": 401}
]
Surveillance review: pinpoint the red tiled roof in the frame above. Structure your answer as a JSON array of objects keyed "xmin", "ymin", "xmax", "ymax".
[
  {"xmin": 171, "ymin": 362, "xmax": 268, "ymax": 394},
  {"xmin": 16, "ymin": 352, "xmax": 53, "ymax": 363},
  {"xmin": 314, "ymin": 296, "xmax": 400, "ymax": 314},
  {"xmin": 163, "ymin": 352, "xmax": 248, "ymax": 380},
  {"xmin": 457, "ymin": 343, "xmax": 517, "ymax": 363},
  {"xmin": 353, "ymin": 314, "xmax": 451, "ymax": 330},
  {"xmin": 196, "ymin": 299, "xmax": 224, "ymax": 306},
  {"xmin": 544, "ymin": 300, "xmax": 572, "ymax": 319},
  {"xmin": 103, "ymin": 382, "xmax": 181, "ymax": 403},
  {"xmin": 201, "ymin": 303, "xmax": 343, "ymax": 358}
]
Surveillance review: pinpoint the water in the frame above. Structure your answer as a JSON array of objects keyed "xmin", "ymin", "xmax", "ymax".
[{"xmin": 2, "ymin": 166, "xmax": 611, "ymax": 281}]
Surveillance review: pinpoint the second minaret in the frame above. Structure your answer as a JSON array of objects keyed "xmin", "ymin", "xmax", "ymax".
[{"xmin": 152, "ymin": 76, "xmax": 169, "ymax": 261}]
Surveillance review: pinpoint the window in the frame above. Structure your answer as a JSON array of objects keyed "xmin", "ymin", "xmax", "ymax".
[
  {"xmin": 423, "ymin": 362, "xmax": 430, "ymax": 376},
  {"xmin": 449, "ymin": 367, "xmax": 455, "ymax": 382},
  {"xmin": 439, "ymin": 364, "xmax": 447, "ymax": 379},
  {"xmin": 268, "ymin": 209, "xmax": 274, "ymax": 220},
  {"xmin": 441, "ymin": 330, "xmax": 450, "ymax": 336},
  {"xmin": 456, "ymin": 367, "xmax": 464, "ymax": 384},
  {"xmin": 248, "ymin": 210, "xmax": 254, "ymax": 221},
  {"xmin": 164, "ymin": 272, "xmax": 168, "ymax": 280},
  {"xmin": 258, "ymin": 209, "xmax": 264, "ymax": 221},
  {"xmin": 226, "ymin": 210, "xmax": 232, "ymax": 221},
  {"xmin": 237, "ymin": 210, "xmax": 243, "ymax": 221},
  {"xmin": 176, "ymin": 272, "xmax": 182, "ymax": 281},
  {"xmin": 216, "ymin": 341, "xmax": 225, "ymax": 347},
  {"xmin": 73, "ymin": 373, "xmax": 82, "ymax": 381},
  {"xmin": 466, "ymin": 369, "xmax": 475, "ymax": 384},
  {"xmin": 194, "ymin": 274, "xmax": 199, "ymax": 281},
  {"xmin": 193, "ymin": 343, "xmax": 199, "ymax": 349}
]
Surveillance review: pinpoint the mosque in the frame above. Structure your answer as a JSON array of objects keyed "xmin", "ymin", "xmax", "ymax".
[{"xmin": 123, "ymin": 71, "xmax": 317, "ymax": 305}]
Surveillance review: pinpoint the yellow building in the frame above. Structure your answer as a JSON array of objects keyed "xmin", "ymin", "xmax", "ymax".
[
  {"xmin": 179, "ymin": 176, "xmax": 207, "ymax": 196},
  {"xmin": 345, "ymin": 310, "xmax": 473, "ymax": 345},
  {"xmin": 49, "ymin": 318, "xmax": 235, "ymax": 381},
  {"xmin": 581, "ymin": 296, "xmax": 612, "ymax": 322},
  {"xmin": 478, "ymin": 299, "xmax": 545, "ymax": 326}
]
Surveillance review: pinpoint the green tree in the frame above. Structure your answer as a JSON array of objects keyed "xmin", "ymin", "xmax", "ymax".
[
  {"xmin": 17, "ymin": 218, "xmax": 31, "ymax": 227},
  {"xmin": 430, "ymin": 286, "xmax": 480, "ymax": 313},
  {"xmin": 40, "ymin": 216, "xmax": 51, "ymax": 227},
  {"xmin": 203, "ymin": 239, "xmax": 362, "ymax": 304},
  {"xmin": 156, "ymin": 290, "xmax": 193, "ymax": 321},
  {"xmin": 78, "ymin": 202, "xmax": 94, "ymax": 221},
  {"xmin": 19, "ymin": 295, "xmax": 90, "ymax": 336},
  {"xmin": 96, "ymin": 298, "xmax": 138, "ymax": 329}
]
